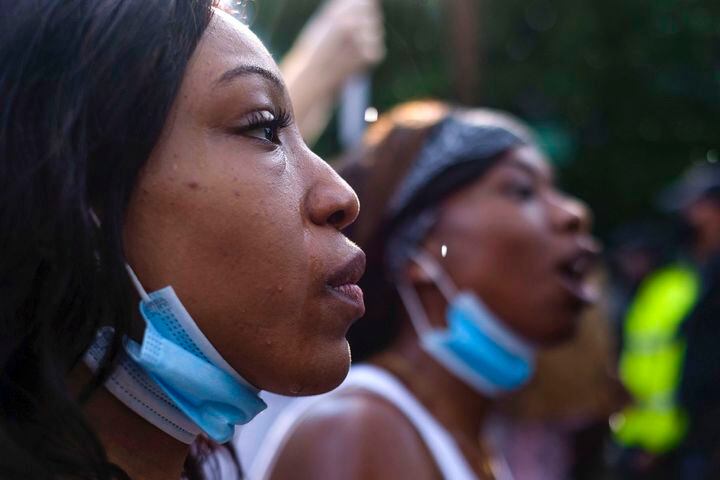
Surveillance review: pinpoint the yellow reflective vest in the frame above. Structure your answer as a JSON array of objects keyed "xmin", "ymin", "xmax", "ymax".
[{"xmin": 613, "ymin": 264, "xmax": 700, "ymax": 453}]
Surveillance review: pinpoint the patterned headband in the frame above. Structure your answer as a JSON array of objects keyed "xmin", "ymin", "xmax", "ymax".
[{"xmin": 384, "ymin": 115, "xmax": 525, "ymax": 275}]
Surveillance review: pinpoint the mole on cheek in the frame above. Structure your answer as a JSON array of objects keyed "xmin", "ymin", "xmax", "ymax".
[{"xmin": 186, "ymin": 181, "xmax": 200, "ymax": 190}]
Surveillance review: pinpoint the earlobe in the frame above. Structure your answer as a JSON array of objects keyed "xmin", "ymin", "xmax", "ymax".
[{"xmin": 405, "ymin": 261, "xmax": 434, "ymax": 285}]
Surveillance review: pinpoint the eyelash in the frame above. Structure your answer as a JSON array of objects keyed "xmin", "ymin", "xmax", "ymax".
[
  {"xmin": 513, "ymin": 184, "xmax": 536, "ymax": 199},
  {"xmin": 235, "ymin": 108, "xmax": 292, "ymax": 145},
  {"xmin": 504, "ymin": 180, "xmax": 536, "ymax": 201}
]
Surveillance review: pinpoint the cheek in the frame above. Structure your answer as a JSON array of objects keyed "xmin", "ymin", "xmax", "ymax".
[
  {"xmin": 449, "ymin": 210, "xmax": 549, "ymax": 292},
  {"xmin": 440, "ymin": 206, "xmax": 564, "ymax": 338},
  {"xmin": 124, "ymin": 138, "xmax": 321, "ymax": 378}
]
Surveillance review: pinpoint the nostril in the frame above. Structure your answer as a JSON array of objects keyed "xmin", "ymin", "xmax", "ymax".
[
  {"xmin": 327, "ymin": 210, "xmax": 346, "ymax": 228},
  {"xmin": 567, "ymin": 215, "xmax": 582, "ymax": 232}
]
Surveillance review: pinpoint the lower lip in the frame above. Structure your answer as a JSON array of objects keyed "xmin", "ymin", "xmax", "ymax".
[
  {"xmin": 557, "ymin": 274, "xmax": 597, "ymax": 305},
  {"xmin": 328, "ymin": 284, "xmax": 365, "ymax": 317}
]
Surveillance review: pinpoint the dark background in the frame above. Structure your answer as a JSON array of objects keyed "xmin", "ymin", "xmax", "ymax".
[{"xmin": 251, "ymin": 0, "xmax": 719, "ymax": 237}]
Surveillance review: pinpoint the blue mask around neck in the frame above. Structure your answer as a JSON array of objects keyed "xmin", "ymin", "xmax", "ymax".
[
  {"xmin": 85, "ymin": 267, "xmax": 266, "ymax": 444},
  {"xmin": 396, "ymin": 251, "xmax": 535, "ymax": 396}
]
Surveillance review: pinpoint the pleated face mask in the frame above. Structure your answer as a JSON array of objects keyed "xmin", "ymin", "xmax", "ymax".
[
  {"xmin": 84, "ymin": 219, "xmax": 266, "ymax": 443},
  {"xmin": 396, "ymin": 250, "xmax": 535, "ymax": 396}
]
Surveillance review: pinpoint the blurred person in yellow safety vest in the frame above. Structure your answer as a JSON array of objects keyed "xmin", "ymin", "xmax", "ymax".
[{"xmin": 613, "ymin": 160, "xmax": 720, "ymax": 479}]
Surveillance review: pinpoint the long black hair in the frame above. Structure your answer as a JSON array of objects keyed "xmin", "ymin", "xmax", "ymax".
[{"xmin": 0, "ymin": 0, "xmax": 214, "ymax": 478}]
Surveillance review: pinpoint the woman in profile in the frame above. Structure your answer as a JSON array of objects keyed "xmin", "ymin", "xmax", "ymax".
[
  {"xmin": 254, "ymin": 101, "xmax": 601, "ymax": 480},
  {"xmin": 0, "ymin": 1, "xmax": 365, "ymax": 479}
]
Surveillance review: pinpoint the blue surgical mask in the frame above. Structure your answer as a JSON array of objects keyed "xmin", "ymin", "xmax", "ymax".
[
  {"xmin": 85, "ymin": 265, "xmax": 266, "ymax": 444},
  {"xmin": 396, "ymin": 250, "xmax": 535, "ymax": 396}
]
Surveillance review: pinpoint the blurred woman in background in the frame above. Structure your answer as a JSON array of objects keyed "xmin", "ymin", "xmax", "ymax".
[
  {"xmin": 252, "ymin": 101, "xmax": 601, "ymax": 479},
  {"xmin": 0, "ymin": 1, "xmax": 364, "ymax": 479}
]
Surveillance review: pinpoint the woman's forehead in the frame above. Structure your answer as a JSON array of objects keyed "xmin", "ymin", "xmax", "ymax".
[
  {"xmin": 500, "ymin": 146, "xmax": 553, "ymax": 182},
  {"xmin": 190, "ymin": 9, "xmax": 279, "ymax": 88}
]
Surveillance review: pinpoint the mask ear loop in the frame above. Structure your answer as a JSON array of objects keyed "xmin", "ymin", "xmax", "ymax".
[
  {"xmin": 395, "ymin": 249, "xmax": 459, "ymax": 336},
  {"xmin": 125, "ymin": 265, "xmax": 151, "ymax": 303},
  {"xmin": 396, "ymin": 278, "xmax": 434, "ymax": 336},
  {"xmin": 410, "ymin": 249, "xmax": 459, "ymax": 301},
  {"xmin": 89, "ymin": 209, "xmax": 151, "ymax": 303}
]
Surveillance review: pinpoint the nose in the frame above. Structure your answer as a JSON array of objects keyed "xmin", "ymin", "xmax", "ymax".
[
  {"xmin": 552, "ymin": 193, "xmax": 592, "ymax": 235},
  {"xmin": 306, "ymin": 153, "xmax": 360, "ymax": 231}
]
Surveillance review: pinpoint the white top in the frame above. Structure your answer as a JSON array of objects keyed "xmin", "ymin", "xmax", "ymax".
[{"xmin": 247, "ymin": 365, "xmax": 513, "ymax": 480}]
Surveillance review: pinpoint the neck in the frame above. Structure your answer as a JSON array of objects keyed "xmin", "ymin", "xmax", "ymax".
[
  {"xmin": 372, "ymin": 324, "xmax": 490, "ymax": 441},
  {"xmin": 69, "ymin": 365, "xmax": 191, "ymax": 480}
]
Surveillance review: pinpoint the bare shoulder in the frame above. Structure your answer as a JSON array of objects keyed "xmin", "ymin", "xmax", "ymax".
[{"xmin": 267, "ymin": 389, "xmax": 440, "ymax": 480}]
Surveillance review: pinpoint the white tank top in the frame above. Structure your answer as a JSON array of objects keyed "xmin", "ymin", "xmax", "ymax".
[{"xmin": 248, "ymin": 365, "xmax": 513, "ymax": 480}]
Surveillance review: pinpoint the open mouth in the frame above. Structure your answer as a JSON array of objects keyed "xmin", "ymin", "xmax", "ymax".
[{"xmin": 557, "ymin": 251, "xmax": 598, "ymax": 304}]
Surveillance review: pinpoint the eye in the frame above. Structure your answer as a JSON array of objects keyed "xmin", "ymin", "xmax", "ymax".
[
  {"xmin": 233, "ymin": 109, "xmax": 291, "ymax": 146},
  {"xmin": 503, "ymin": 181, "xmax": 537, "ymax": 201},
  {"xmin": 245, "ymin": 124, "xmax": 279, "ymax": 143}
]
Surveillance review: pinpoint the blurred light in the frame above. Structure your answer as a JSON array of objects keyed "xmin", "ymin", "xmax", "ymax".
[
  {"xmin": 364, "ymin": 107, "xmax": 379, "ymax": 123},
  {"xmin": 708, "ymin": 149, "xmax": 719, "ymax": 164},
  {"xmin": 218, "ymin": 0, "xmax": 258, "ymax": 26},
  {"xmin": 441, "ymin": 245, "xmax": 448, "ymax": 258},
  {"xmin": 609, "ymin": 412, "xmax": 626, "ymax": 432}
]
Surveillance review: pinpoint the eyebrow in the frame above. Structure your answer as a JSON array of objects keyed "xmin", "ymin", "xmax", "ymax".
[
  {"xmin": 215, "ymin": 64, "xmax": 284, "ymax": 90},
  {"xmin": 504, "ymin": 158, "xmax": 555, "ymax": 183}
]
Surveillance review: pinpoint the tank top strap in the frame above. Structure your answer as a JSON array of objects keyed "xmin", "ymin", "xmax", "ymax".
[
  {"xmin": 249, "ymin": 365, "xmax": 514, "ymax": 480},
  {"xmin": 343, "ymin": 364, "xmax": 479, "ymax": 480}
]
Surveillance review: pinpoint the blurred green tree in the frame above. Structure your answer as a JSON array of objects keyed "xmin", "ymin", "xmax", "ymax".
[{"xmin": 251, "ymin": 0, "xmax": 719, "ymax": 235}]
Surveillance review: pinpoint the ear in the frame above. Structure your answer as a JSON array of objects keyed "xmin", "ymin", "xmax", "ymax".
[
  {"xmin": 404, "ymin": 261, "xmax": 434, "ymax": 285},
  {"xmin": 405, "ymin": 237, "xmax": 445, "ymax": 285}
]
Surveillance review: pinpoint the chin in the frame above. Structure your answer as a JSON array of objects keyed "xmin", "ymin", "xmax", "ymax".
[
  {"xmin": 264, "ymin": 339, "xmax": 352, "ymax": 396},
  {"xmin": 545, "ymin": 314, "xmax": 581, "ymax": 345},
  {"xmin": 551, "ymin": 321, "xmax": 579, "ymax": 344},
  {"xmin": 302, "ymin": 340, "xmax": 352, "ymax": 395},
  {"xmin": 525, "ymin": 311, "xmax": 580, "ymax": 347}
]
